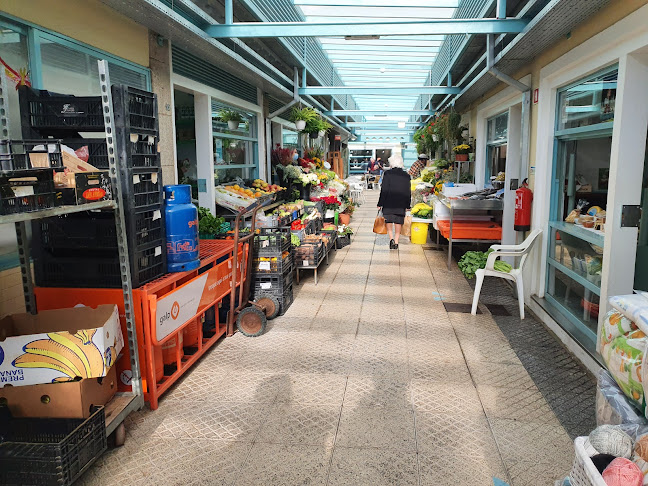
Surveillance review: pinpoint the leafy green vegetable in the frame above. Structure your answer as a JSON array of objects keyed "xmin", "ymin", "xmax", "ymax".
[
  {"xmin": 458, "ymin": 249, "xmax": 511, "ymax": 279},
  {"xmin": 291, "ymin": 233, "xmax": 301, "ymax": 247},
  {"xmin": 198, "ymin": 206, "xmax": 226, "ymax": 235}
]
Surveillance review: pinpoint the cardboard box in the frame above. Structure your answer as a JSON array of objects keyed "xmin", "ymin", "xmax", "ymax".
[
  {"xmin": 56, "ymin": 171, "xmax": 113, "ymax": 205},
  {"xmin": 0, "ymin": 305, "xmax": 123, "ymax": 387},
  {"xmin": 0, "ymin": 364, "xmax": 117, "ymax": 418}
]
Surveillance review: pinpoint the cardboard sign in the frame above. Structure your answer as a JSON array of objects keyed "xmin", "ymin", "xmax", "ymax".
[{"xmin": 155, "ymin": 261, "xmax": 233, "ymax": 341}]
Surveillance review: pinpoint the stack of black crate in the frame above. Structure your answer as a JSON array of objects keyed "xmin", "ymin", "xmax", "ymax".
[
  {"xmin": 19, "ymin": 85, "xmax": 167, "ymax": 288},
  {"xmin": 252, "ymin": 227, "xmax": 294, "ymax": 315}
]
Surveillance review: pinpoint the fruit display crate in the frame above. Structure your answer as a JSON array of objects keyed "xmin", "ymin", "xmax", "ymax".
[
  {"xmin": 0, "ymin": 139, "xmax": 63, "ymax": 171},
  {"xmin": 253, "ymin": 251, "xmax": 293, "ymax": 274},
  {"xmin": 0, "ymin": 168, "xmax": 57, "ymax": 215},
  {"xmin": 294, "ymin": 242, "xmax": 325, "ymax": 267},
  {"xmin": 253, "ymin": 227, "xmax": 291, "ymax": 256},
  {"xmin": 336, "ymin": 234, "xmax": 351, "ymax": 249},
  {"xmin": 0, "ymin": 406, "xmax": 106, "ymax": 486}
]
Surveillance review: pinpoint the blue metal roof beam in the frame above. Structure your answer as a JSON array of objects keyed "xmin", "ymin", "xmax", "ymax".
[
  {"xmin": 325, "ymin": 110, "xmax": 434, "ymax": 116},
  {"xmin": 301, "ymin": 86, "xmax": 459, "ymax": 95},
  {"xmin": 294, "ymin": 0, "xmax": 460, "ymax": 6},
  {"xmin": 206, "ymin": 19, "xmax": 529, "ymax": 38}
]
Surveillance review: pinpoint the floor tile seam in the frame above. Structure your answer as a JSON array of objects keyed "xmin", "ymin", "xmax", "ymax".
[{"xmin": 325, "ymin": 375, "xmax": 351, "ymax": 486}]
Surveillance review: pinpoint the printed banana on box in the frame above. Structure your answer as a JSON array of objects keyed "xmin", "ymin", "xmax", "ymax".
[{"xmin": 0, "ymin": 304, "xmax": 123, "ymax": 387}]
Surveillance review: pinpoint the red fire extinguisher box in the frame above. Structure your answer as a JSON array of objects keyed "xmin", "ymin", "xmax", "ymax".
[{"xmin": 515, "ymin": 179, "xmax": 533, "ymax": 232}]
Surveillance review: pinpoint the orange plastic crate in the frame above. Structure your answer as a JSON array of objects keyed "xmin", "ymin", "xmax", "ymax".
[{"xmin": 437, "ymin": 220, "xmax": 502, "ymax": 240}]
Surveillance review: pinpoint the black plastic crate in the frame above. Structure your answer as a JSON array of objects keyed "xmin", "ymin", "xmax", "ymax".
[
  {"xmin": 121, "ymin": 167, "xmax": 163, "ymax": 209},
  {"xmin": 0, "ymin": 406, "xmax": 106, "ymax": 486},
  {"xmin": 336, "ymin": 234, "xmax": 351, "ymax": 249},
  {"xmin": 112, "ymin": 85, "xmax": 158, "ymax": 136},
  {"xmin": 254, "ymin": 227, "xmax": 291, "ymax": 256},
  {"xmin": 253, "ymin": 271, "xmax": 293, "ymax": 296},
  {"xmin": 35, "ymin": 206, "xmax": 164, "ymax": 253},
  {"xmin": 18, "ymin": 86, "xmax": 104, "ymax": 136},
  {"xmin": 34, "ymin": 242, "xmax": 166, "ymax": 289},
  {"xmin": 0, "ymin": 169, "xmax": 56, "ymax": 215},
  {"xmin": 253, "ymin": 251, "xmax": 292, "ymax": 274},
  {"xmin": 61, "ymin": 138, "xmax": 109, "ymax": 169},
  {"xmin": 279, "ymin": 284, "xmax": 294, "ymax": 316},
  {"xmin": 0, "ymin": 140, "xmax": 63, "ymax": 171},
  {"xmin": 294, "ymin": 242, "xmax": 324, "ymax": 267}
]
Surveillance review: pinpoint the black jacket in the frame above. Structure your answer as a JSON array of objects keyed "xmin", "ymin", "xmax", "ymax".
[{"xmin": 377, "ymin": 168, "xmax": 411, "ymax": 210}]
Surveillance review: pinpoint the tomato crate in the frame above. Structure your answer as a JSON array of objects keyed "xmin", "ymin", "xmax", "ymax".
[
  {"xmin": 18, "ymin": 86, "xmax": 105, "ymax": 136},
  {"xmin": 0, "ymin": 406, "xmax": 106, "ymax": 486},
  {"xmin": 0, "ymin": 169, "xmax": 56, "ymax": 215},
  {"xmin": 254, "ymin": 227, "xmax": 291, "ymax": 256},
  {"xmin": 34, "ymin": 206, "xmax": 164, "ymax": 253},
  {"xmin": 0, "ymin": 139, "xmax": 63, "ymax": 171},
  {"xmin": 253, "ymin": 251, "xmax": 293, "ymax": 274},
  {"xmin": 112, "ymin": 85, "xmax": 158, "ymax": 136},
  {"xmin": 33, "ymin": 242, "xmax": 166, "ymax": 289}
]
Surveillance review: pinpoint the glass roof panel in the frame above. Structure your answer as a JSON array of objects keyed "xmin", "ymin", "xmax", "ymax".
[{"xmin": 292, "ymin": 0, "xmax": 459, "ymax": 135}]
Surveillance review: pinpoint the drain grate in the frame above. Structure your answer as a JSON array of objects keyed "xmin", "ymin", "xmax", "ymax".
[
  {"xmin": 443, "ymin": 302, "xmax": 481, "ymax": 314},
  {"xmin": 485, "ymin": 304, "xmax": 511, "ymax": 316}
]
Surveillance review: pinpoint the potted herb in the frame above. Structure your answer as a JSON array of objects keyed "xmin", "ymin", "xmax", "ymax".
[
  {"xmin": 452, "ymin": 144, "xmax": 471, "ymax": 162},
  {"xmin": 219, "ymin": 109, "xmax": 244, "ymax": 130},
  {"xmin": 289, "ymin": 106, "xmax": 317, "ymax": 131}
]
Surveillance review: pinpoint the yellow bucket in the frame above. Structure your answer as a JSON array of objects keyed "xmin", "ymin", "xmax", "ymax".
[{"xmin": 410, "ymin": 222, "xmax": 429, "ymax": 245}]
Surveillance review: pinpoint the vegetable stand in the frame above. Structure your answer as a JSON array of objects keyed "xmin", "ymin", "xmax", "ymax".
[{"xmin": 434, "ymin": 195, "xmax": 504, "ymax": 270}]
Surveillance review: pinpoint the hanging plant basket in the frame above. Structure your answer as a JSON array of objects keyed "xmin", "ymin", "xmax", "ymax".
[
  {"xmin": 227, "ymin": 121, "xmax": 239, "ymax": 130},
  {"xmin": 295, "ymin": 120, "xmax": 307, "ymax": 131},
  {"xmin": 309, "ymin": 131, "xmax": 318, "ymax": 139},
  {"xmin": 318, "ymin": 130, "xmax": 326, "ymax": 138}
]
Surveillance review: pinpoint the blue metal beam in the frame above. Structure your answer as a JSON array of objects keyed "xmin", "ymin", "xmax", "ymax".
[
  {"xmin": 205, "ymin": 18, "xmax": 529, "ymax": 38},
  {"xmin": 225, "ymin": 0, "xmax": 233, "ymax": 25},
  {"xmin": 319, "ymin": 44, "xmax": 441, "ymax": 52},
  {"xmin": 300, "ymin": 86, "xmax": 459, "ymax": 95},
  {"xmin": 325, "ymin": 110, "xmax": 434, "ymax": 116},
  {"xmin": 345, "ymin": 122, "xmax": 421, "ymax": 126}
]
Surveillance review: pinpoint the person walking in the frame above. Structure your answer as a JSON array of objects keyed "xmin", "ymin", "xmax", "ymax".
[
  {"xmin": 408, "ymin": 153, "xmax": 429, "ymax": 179},
  {"xmin": 377, "ymin": 154, "xmax": 411, "ymax": 250}
]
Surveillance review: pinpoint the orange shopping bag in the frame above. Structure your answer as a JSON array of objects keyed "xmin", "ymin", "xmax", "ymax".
[{"xmin": 373, "ymin": 211, "xmax": 387, "ymax": 234}]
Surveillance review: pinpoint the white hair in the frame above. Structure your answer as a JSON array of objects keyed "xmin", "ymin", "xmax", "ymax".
[{"xmin": 388, "ymin": 154, "xmax": 404, "ymax": 168}]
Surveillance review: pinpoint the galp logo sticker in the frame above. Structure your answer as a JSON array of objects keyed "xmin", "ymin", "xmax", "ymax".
[{"xmin": 171, "ymin": 301, "xmax": 180, "ymax": 320}]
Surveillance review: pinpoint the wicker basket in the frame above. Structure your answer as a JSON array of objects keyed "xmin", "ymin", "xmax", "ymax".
[{"xmin": 570, "ymin": 437, "xmax": 607, "ymax": 486}]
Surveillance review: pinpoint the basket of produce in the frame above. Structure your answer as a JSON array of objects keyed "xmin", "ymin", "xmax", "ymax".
[
  {"xmin": 254, "ymin": 251, "xmax": 292, "ymax": 274},
  {"xmin": 198, "ymin": 207, "xmax": 230, "ymax": 238}
]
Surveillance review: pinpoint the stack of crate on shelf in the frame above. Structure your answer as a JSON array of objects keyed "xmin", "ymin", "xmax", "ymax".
[
  {"xmin": 18, "ymin": 85, "xmax": 167, "ymax": 288},
  {"xmin": 252, "ymin": 227, "xmax": 294, "ymax": 315}
]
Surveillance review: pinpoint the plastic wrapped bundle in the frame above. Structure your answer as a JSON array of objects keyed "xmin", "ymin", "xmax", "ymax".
[{"xmin": 597, "ymin": 369, "xmax": 648, "ymax": 426}]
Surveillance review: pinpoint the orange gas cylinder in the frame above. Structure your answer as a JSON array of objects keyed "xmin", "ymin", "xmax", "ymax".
[
  {"xmin": 153, "ymin": 345, "xmax": 164, "ymax": 382},
  {"xmin": 162, "ymin": 333, "xmax": 184, "ymax": 365},
  {"xmin": 183, "ymin": 319, "xmax": 200, "ymax": 347}
]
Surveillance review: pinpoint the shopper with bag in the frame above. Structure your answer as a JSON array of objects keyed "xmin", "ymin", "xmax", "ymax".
[{"xmin": 377, "ymin": 154, "xmax": 411, "ymax": 250}]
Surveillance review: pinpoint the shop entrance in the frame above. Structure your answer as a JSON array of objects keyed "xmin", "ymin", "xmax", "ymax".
[
  {"xmin": 174, "ymin": 89, "xmax": 198, "ymax": 202},
  {"xmin": 634, "ymin": 137, "xmax": 648, "ymax": 291}
]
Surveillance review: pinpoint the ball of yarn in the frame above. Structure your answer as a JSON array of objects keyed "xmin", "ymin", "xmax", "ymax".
[
  {"xmin": 635, "ymin": 434, "xmax": 648, "ymax": 462},
  {"xmin": 589, "ymin": 425, "xmax": 633, "ymax": 458},
  {"xmin": 591, "ymin": 454, "xmax": 617, "ymax": 474},
  {"xmin": 602, "ymin": 457, "xmax": 643, "ymax": 486}
]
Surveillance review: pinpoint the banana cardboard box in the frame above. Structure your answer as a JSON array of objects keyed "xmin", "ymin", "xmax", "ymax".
[{"xmin": 0, "ymin": 304, "xmax": 123, "ymax": 387}]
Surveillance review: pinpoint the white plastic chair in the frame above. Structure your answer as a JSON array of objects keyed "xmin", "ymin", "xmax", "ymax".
[
  {"xmin": 471, "ymin": 229, "xmax": 542, "ymax": 319},
  {"xmin": 349, "ymin": 182, "xmax": 365, "ymax": 204}
]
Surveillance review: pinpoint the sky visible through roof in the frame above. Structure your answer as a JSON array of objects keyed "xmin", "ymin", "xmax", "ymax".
[{"xmin": 292, "ymin": 0, "xmax": 459, "ymax": 137}]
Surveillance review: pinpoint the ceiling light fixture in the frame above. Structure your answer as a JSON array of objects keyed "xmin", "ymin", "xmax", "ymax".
[
  {"xmin": 345, "ymin": 35, "xmax": 380, "ymax": 40},
  {"xmin": 380, "ymin": 67, "xmax": 386, "ymax": 73},
  {"xmin": 398, "ymin": 122, "xmax": 406, "ymax": 128}
]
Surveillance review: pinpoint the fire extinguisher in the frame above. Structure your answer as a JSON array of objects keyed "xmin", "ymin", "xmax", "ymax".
[{"xmin": 514, "ymin": 179, "xmax": 533, "ymax": 232}]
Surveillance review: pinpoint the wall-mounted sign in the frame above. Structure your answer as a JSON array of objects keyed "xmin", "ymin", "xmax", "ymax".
[
  {"xmin": 334, "ymin": 135, "xmax": 341, "ymax": 141},
  {"xmin": 533, "ymin": 89, "xmax": 539, "ymax": 104}
]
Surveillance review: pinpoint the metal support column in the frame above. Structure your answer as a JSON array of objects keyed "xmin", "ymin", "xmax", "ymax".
[
  {"xmin": 497, "ymin": 0, "xmax": 507, "ymax": 19},
  {"xmin": 15, "ymin": 222, "xmax": 36, "ymax": 314},
  {"xmin": 225, "ymin": 0, "xmax": 233, "ymax": 25},
  {"xmin": 97, "ymin": 60, "xmax": 144, "ymax": 404}
]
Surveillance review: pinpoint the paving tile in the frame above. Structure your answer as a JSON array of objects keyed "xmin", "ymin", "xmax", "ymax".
[
  {"xmin": 409, "ymin": 358, "xmax": 473, "ymax": 383},
  {"xmin": 410, "ymin": 380, "xmax": 484, "ymax": 416},
  {"xmin": 256, "ymin": 402, "xmax": 342, "ymax": 447},
  {"xmin": 506, "ymin": 460, "xmax": 571, "ymax": 486},
  {"xmin": 477, "ymin": 385, "xmax": 562, "ymax": 424},
  {"xmin": 489, "ymin": 418, "xmax": 574, "ymax": 470},
  {"xmin": 467, "ymin": 362, "xmax": 536, "ymax": 390},
  {"xmin": 276, "ymin": 372, "xmax": 348, "ymax": 404},
  {"xmin": 328, "ymin": 447, "xmax": 418, "ymax": 486},
  {"xmin": 234, "ymin": 443, "xmax": 332, "ymax": 486},
  {"xmin": 418, "ymin": 444, "xmax": 509, "ymax": 486},
  {"xmin": 343, "ymin": 374, "xmax": 412, "ymax": 408},
  {"xmin": 336, "ymin": 404, "xmax": 416, "ymax": 450}
]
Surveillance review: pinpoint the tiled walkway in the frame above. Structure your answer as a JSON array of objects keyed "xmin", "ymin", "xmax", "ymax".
[{"xmin": 81, "ymin": 190, "xmax": 596, "ymax": 486}]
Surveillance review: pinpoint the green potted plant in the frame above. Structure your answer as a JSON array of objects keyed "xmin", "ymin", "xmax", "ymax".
[
  {"xmin": 289, "ymin": 106, "xmax": 317, "ymax": 131},
  {"xmin": 452, "ymin": 144, "xmax": 471, "ymax": 162},
  {"xmin": 304, "ymin": 116, "xmax": 332, "ymax": 138},
  {"xmin": 219, "ymin": 109, "xmax": 244, "ymax": 130}
]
